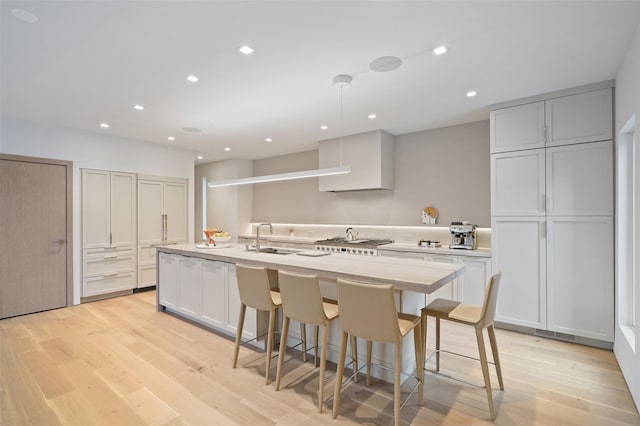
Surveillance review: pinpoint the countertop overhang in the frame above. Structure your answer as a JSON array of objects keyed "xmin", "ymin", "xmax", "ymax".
[{"xmin": 157, "ymin": 243, "xmax": 465, "ymax": 294}]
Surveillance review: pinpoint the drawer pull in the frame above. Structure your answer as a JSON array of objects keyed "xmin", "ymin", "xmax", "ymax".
[
  {"xmin": 104, "ymin": 256, "xmax": 118, "ymax": 259},
  {"xmin": 104, "ymin": 273, "xmax": 118, "ymax": 278}
]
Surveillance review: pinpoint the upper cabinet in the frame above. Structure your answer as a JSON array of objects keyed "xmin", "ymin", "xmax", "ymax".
[
  {"xmin": 82, "ymin": 169, "xmax": 136, "ymax": 249},
  {"xmin": 490, "ymin": 88, "xmax": 613, "ymax": 154},
  {"xmin": 318, "ymin": 130, "xmax": 394, "ymax": 192},
  {"xmin": 490, "ymin": 101, "xmax": 545, "ymax": 153}
]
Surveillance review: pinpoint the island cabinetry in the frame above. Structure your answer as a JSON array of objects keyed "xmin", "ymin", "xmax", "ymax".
[
  {"xmin": 138, "ymin": 176, "xmax": 188, "ymax": 289},
  {"xmin": 157, "ymin": 252, "xmax": 257, "ymax": 340},
  {"xmin": 81, "ymin": 169, "xmax": 136, "ymax": 298}
]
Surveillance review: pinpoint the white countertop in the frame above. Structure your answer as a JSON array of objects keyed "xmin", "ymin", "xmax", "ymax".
[
  {"xmin": 237, "ymin": 234, "xmax": 317, "ymax": 244},
  {"xmin": 378, "ymin": 243, "xmax": 492, "ymax": 258},
  {"xmin": 157, "ymin": 243, "xmax": 465, "ymax": 294}
]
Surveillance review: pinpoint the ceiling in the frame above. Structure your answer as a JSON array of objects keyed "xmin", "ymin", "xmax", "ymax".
[{"xmin": 2, "ymin": 1, "xmax": 639, "ymax": 164}]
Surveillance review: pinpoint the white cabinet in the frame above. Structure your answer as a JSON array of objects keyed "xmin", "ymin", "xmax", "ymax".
[
  {"xmin": 492, "ymin": 217, "xmax": 547, "ymax": 329},
  {"xmin": 490, "ymin": 101, "xmax": 545, "ymax": 153},
  {"xmin": 547, "ymin": 217, "xmax": 614, "ymax": 341},
  {"xmin": 545, "ymin": 89, "xmax": 612, "ymax": 147},
  {"xmin": 491, "ymin": 149, "xmax": 546, "ymax": 216},
  {"xmin": 490, "ymin": 86, "xmax": 614, "ymax": 343},
  {"xmin": 490, "ymin": 88, "xmax": 613, "ymax": 153},
  {"xmin": 81, "ymin": 169, "xmax": 136, "ymax": 297},
  {"xmin": 546, "ymin": 141, "xmax": 613, "ymax": 216},
  {"xmin": 157, "ymin": 254, "xmax": 257, "ymax": 340},
  {"xmin": 137, "ymin": 176, "xmax": 188, "ymax": 289}
]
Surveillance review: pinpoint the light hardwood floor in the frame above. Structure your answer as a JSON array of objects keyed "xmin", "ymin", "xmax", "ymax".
[{"xmin": 1, "ymin": 291, "xmax": 638, "ymax": 425}]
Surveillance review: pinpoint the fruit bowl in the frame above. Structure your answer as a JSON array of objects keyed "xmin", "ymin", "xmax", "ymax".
[{"xmin": 211, "ymin": 236, "xmax": 231, "ymax": 243}]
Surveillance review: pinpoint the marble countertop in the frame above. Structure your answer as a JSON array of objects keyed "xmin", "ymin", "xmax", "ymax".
[
  {"xmin": 378, "ymin": 243, "xmax": 492, "ymax": 258},
  {"xmin": 157, "ymin": 243, "xmax": 465, "ymax": 294}
]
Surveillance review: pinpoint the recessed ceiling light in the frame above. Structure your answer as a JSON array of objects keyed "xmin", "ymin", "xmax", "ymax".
[
  {"xmin": 167, "ymin": 136, "xmax": 175, "ymax": 141},
  {"xmin": 185, "ymin": 75, "xmax": 199, "ymax": 83},
  {"xmin": 99, "ymin": 123, "xmax": 109, "ymax": 128},
  {"xmin": 238, "ymin": 45, "xmax": 254, "ymax": 55},
  {"xmin": 368, "ymin": 114, "xmax": 377, "ymax": 120},
  {"xmin": 466, "ymin": 91, "xmax": 477, "ymax": 97},
  {"xmin": 196, "ymin": 155, "xmax": 204, "ymax": 160},
  {"xmin": 320, "ymin": 125, "xmax": 328, "ymax": 130},
  {"xmin": 224, "ymin": 147, "xmax": 231, "ymax": 152},
  {"xmin": 433, "ymin": 46, "xmax": 447, "ymax": 55},
  {"xmin": 265, "ymin": 138, "xmax": 272, "ymax": 143},
  {"xmin": 133, "ymin": 104, "xmax": 144, "ymax": 110},
  {"xmin": 11, "ymin": 9, "xmax": 38, "ymax": 23}
]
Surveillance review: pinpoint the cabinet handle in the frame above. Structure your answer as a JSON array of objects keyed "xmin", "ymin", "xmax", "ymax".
[
  {"xmin": 104, "ymin": 273, "xmax": 118, "ymax": 278},
  {"xmin": 104, "ymin": 255, "xmax": 118, "ymax": 259},
  {"xmin": 542, "ymin": 125, "xmax": 548, "ymax": 144},
  {"xmin": 541, "ymin": 221, "xmax": 546, "ymax": 239},
  {"xmin": 109, "ymin": 232, "xmax": 113, "ymax": 247}
]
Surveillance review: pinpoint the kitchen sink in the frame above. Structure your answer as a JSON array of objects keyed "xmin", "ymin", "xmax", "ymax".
[{"xmin": 257, "ymin": 247, "xmax": 300, "ymax": 255}]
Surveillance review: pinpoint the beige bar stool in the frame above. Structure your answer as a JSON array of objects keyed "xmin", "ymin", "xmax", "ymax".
[
  {"xmin": 232, "ymin": 263, "xmax": 281, "ymax": 385},
  {"xmin": 421, "ymin": 272, "xmax": 503, "ymax": 420},
  {"xmin": 333, "ymin": 279, "xmax": 423, "ymax": 426},
  {"xmin": 274, "ymin": 270, "xmax": 340, "ymax": 413}
]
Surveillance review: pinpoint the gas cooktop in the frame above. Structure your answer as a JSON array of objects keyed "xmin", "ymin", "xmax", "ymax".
[{"xmin": 313, "ymin": 238, "xmax": 393, "ymax": 255}]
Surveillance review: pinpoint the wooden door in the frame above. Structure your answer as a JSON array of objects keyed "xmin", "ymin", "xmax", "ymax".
[{"xmin": 1, "ymin": 156, "xmax": 72, "ymax": 318}]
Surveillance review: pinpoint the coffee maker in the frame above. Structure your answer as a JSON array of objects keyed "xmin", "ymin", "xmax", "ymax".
[{"xmin": 449, "ymin": 222, "xmax": 477, "ymax": 250}]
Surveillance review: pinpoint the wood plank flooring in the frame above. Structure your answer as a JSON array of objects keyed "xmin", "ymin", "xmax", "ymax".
[{"xmin": 1, "ymin": 291, "xmax": 638, "ymax": 425}]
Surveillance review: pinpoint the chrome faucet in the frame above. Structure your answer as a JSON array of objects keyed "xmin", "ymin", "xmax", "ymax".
[
  {"xmin": 346, "ymin": 227, "xmax": 355, "ymax": 241},
  {"xmin": 256, "ymin": 223, "xmax": 273, "ymax": 253}
]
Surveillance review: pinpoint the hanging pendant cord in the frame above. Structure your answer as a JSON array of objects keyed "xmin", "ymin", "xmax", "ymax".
[{"xmin": 340, "ymin": 85, "xmax": 344, "ymax": 167}]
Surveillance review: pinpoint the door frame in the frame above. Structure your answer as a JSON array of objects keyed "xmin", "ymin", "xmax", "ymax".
[{"xmin": 1, "ymin": 154, "xmax": 74, "ymax": 307}]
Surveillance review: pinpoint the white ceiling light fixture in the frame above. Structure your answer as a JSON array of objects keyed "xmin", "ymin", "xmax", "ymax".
[
  {"xmin": 224, "ymin": 147, "xmax": 231, "ymax": 152},
  {"xmin": 238, "ymin": 45, "xmax": 254, "ymax": 55},
  {"xmin": 433, "ymin": 45, "xmax": 447, "ymax": 55},
  {"xmin": 368, "ymin": 113, "xmax": 377, "ymax": 119},
  {"xmin": 133, "ymin": 104, "xmax": 144, "ymax": 110},
  {"xmin": 185, "ymin": 75, "xmax": 199, "ymax": 83},
  {"xmin": 196, "ymin": 155, "xmax": 204, "ymax": 160},
  {"xmin": 167, "ymin": 136, "xmax": 175, "ymax": 141},
  {"xmin": 99, "ymin": 123, "xmax": 109, "ymax": 128},
  {"xmin": 320, "ymin": 125, "xmax": 328, "ymax": 130},
  {"xmin": 207, "ymin": 75, "xmax": 352, "ymax": 188},
  {"xmin": 265, "ymin": 138, "xmax": 272, "ymax": 143},
  {"xmin": 466, "ymin": 90, "xmax": 477, "ymax": 97}
]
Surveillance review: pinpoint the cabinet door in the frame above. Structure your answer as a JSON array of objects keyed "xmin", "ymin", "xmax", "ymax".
[
  {"xmin": 545, "ymin": 88, "xmax": 612, "ymax": 147},
  {"xmin": 492, "ymin": 217, "xmax": 546, "ymax": 329},
  {"xmin": 201, "ymin": 260, "xmax": 226, "ymax": 328},
  {"xmin": 546, "ymin": 141, "xmax": 613, "ymax": 216},
  {"xmin": 547, "ymin": 217, "xmax": 613, "ymax": 342},
  {"xmin": 226, "ymin": 264, "xmax": 257, "ymax": 339},
  {"xmin": 459, "ymin": 257, "xmax": 491, "ymax": 306},
  {"xmin": 158, "ymin": 253, "xmax": 180, "ymax": 309},
  {"xmin": 424, "ymin": 254, "xmax": 458, "ymax": 303},
  {"xmin": 138, "ymin": 180, "xmax": 163, "ymax": 245},
  {"xmin": 179, "ymin": 257, "xmax": 201, "ymax": 318},
  {"xmin": 490, "ymin": 101, "xmax": 545, "ymax": 153},
  {"xmin": 491, "ymin": 149, "xmax": 545, "ymax": 216},
  {"xmin": 110, "ymin": 172, "xmax": 136, "ymax": 247},
  {"xmin": 82, "ymin": 169, "xmax": 110, "ymax": 248},
  {"xmin": 164, "ymin": 182, "xmax": 187, "ymax": 243}
]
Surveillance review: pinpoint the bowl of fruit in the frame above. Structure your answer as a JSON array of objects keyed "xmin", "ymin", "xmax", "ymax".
[{"xmin": 203, "ymin": 228, "xmax": 231, "ymax": 245}]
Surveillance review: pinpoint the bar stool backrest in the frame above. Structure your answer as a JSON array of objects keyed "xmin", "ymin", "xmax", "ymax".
[
  {"xmin": 278, "ymin": 270, "xmax": 327, "ymax": 326},
  {"xmin": 477, "ymin": 271, "xmax": 502, "ymax": 329},
  {"xmin": 336, "ymin": 279, "xmax": 400, "ymax": 344},
  {"xmin": 235, "ymin": 263, "xmax": 274, "ymax": 311}
]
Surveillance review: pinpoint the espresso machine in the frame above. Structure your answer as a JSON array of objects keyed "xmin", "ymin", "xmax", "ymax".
[{"xmin": 449, "ymin": 222, "xmax": 477, "ymax": 250}]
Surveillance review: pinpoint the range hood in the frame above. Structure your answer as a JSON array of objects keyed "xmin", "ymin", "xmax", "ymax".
[{"xmin": 318, "ymin": 130, "xmax": 394, "ymax": 192}]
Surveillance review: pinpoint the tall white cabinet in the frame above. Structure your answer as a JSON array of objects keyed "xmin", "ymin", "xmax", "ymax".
[
  {"xmin": 81, "ymin": 169, "xmax": 137, "ymax": 297},
  {"xmin": 138, "ymin": 176, "xmax": 188, "ymax": 288},
  {"xmin": 490, "ymin": 85, "xmax": 614, "ymax": 343}
]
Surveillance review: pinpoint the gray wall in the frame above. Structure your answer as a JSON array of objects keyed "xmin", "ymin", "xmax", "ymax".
[{"xmin": 253, "ymin": 120, "xmax": 490, "ymax": 227}]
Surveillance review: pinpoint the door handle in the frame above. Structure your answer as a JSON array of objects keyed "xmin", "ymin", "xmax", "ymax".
[{"xmin": 53, "ymin": 239, "xmax": 65, "ymax": 244}]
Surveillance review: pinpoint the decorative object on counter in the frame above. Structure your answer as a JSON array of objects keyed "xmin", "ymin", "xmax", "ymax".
[
  {"xmin": 449, "ymin": 222, "xmax": 477, "ymax": 250},
  {"xmin": 203, "ymin": 227, "xmax": 231, "ymax": 246},
  {"xmin": 345, "ymin": 227, "xmax": 357, "ymax": 241},
  {"xmin": 418, "ymin": 239, "xmax": 441, "ymax": 248},
  {"xmin": 422, "ymin": 206, "xmax": 438, "ymax": 224}
]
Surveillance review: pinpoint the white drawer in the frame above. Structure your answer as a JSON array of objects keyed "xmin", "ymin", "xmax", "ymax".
[
  {"xmin": 83, "ymin": 253, "xmax": 135, "ymax": 276},
  {"xmin": 138, "ymin": 245, "xmax": 157, "ymax": 263},
  {"xmin": 83, "ymin": 272, "xmax": 135, "ymax": 297},
  {"xmin": 84, "ymin": 246, "xmax": 134, "ymax": 256}
]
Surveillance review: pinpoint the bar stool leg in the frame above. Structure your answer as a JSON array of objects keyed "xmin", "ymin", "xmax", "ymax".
[
  {"xmin": 332, "ymin": 331, "xmax": 349, "ymax": 419},
  {"xmin": 275, "ymin": 316, "xmax": 291, "ymax": 391},
  {"xmin": 314, "ymin": 325, "xmax": 319, "ymax": 367},
  {"xmin": 300, "ymin": 322, "xmax": 307, "ymax": 362},
  {"xmin": 318, "ymin": 324, "xmax": 329, "ymax": 413},
  {"xmin": 488, "ymin": 324, "xmax": 504, "ymax": 390},
  {"xmin": 350, "ymin": 335, "xmax": 359, "ymax": 383},
  {"xmin": 413, "ymin": 321, "xmax": 424, "ymax": 405},
  {"xmin": 366, "ymin": 340, "xmax": 372, "ymax": 386},
  {"xmin": 233, "ymin": 304, "xmax": 246, "ymax": 368},
  {"xmin": 394, "ymin": 342, "xmax": 401, "ymax": 426},
  {"xmin": 265, "ymin": 308, "xmax": 277, "ymax": 385},
  {"xmin": 476, "ymin": 328, "xmax": 496, "ymax": 420},
  {"xmin": 435, "ymin": 317, "xmax": 441, "ymax": 371},
  {"xmin": 420, "ymin": 310, "xmax": 427, "ymax": 371}
]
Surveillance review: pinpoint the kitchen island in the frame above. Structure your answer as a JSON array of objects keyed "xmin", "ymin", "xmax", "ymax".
[{"xmin": 156, "ymin": 243, "xmax": 465, "ymax": 381}]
